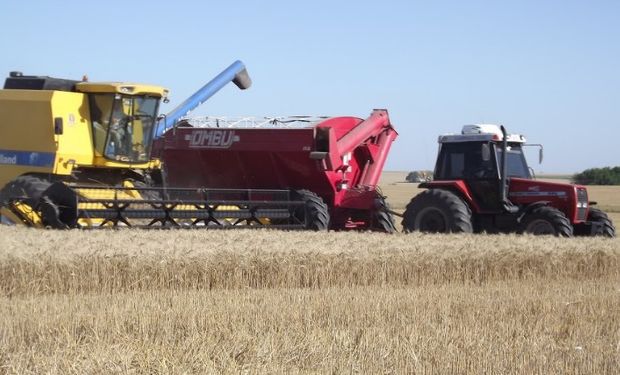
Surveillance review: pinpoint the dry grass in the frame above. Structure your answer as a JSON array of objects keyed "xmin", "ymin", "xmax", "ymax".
[{"xmin": 1, "ymin": 227, "xmax": 619, "ymax": 373}]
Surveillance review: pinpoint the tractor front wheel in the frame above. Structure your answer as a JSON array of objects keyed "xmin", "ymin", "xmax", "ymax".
[
  {"xmin": 402, "ymin": 189, "xmax": 473, "ymax": 233},
  {"xmin": 519, "ymin": 206, "xmax": 573, "ymax": 237},
  {"xmin": 587, "ymin": 208, "xmax": 615, "ymax": 237}
]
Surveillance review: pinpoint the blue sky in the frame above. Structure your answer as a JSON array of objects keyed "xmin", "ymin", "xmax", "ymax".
[{"xmin": 1, "ymin": 1, "xmax": 618, "ymax": 173}]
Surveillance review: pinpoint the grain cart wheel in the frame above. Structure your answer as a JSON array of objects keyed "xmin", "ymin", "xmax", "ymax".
[
  {"xmin": 402, "ymin": 189, "xmax": 472, "ymax": 233},
  {"xmin": 292, "ymin": 190, "xmax": 329, "ymax": 231},
  {"xmin": 587, "ymin": 208, "xmax": 616, "ymax": 237},
  {"xmin": 371, "ymin": 194, "xmax": 396, "ymax": 233},
  {"xmin": 0, "ymin": 175, "xmax": 76, "ymax": 228},
  {"xmin": 519, "ymin": 206, "xmax": 573, "ymax": 237}
]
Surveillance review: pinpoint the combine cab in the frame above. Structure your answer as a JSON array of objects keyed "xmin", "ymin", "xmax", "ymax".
[
  {"xmin": 402, "ymin": 124, "xmax": 615, "ymax": 237},
  {"xmin": 157, "ymin": 110, "xmax": 398, "ymax": 231}
]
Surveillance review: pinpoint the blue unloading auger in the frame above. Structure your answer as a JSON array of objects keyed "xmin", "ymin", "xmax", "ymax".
[{"xmin": 154, "ymin": 60, "xmax": 252, "ymax": 137}]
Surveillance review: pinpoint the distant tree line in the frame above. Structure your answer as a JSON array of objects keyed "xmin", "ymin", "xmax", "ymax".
[{"xmin": 572, "ymin": 166, "xmax": 620, "ymax": 185}]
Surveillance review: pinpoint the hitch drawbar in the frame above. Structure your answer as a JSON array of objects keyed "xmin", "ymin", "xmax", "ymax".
[{"xmin": 5, "ymin": 183, "xmax": 312, "ymax": 229}]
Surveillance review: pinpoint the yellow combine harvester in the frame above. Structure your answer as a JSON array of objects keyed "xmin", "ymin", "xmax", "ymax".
[
  {"xmin": 0, "ymin": 71, "xmax": 171, "ymax": 228},
  {"xmin": 0, "ymin": 64, "xmax": 304, "ymax": 229}
]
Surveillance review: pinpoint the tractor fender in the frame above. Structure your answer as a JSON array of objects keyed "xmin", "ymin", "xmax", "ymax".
[
  {"xmin": 517, "ymin": 201, "xmax": 551, "ymax": 222},
  {"xmin": 419, "ymin": 181, "xmax": 480, "ymax": 213}
]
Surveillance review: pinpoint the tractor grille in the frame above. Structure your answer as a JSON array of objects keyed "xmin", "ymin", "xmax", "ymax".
[{"xmin": 576, "ymin": 188, "xmax": 588, "ymax": 221}]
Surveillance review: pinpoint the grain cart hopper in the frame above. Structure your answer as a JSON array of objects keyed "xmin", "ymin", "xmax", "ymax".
[
  {"xmin": 402, "ymin": 124, "xmax": 615, "ymax": 237},
  {"xmin": 156, "ymin": 110, "xmax": 398, "ymax": 231},
  {"xmin": 0, "ymin": 61, "xmax": 259, "ymax": 228}
]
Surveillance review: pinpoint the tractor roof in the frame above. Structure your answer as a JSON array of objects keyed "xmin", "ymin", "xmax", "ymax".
[{"xmin": 438, "ymin": 124, "xmax": 526, "ymax": 144}]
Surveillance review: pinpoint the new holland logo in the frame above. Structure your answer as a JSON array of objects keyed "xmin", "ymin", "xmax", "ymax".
[
  {"xmin": 0, "ymin": 153, "xmax": 17, "ymax": 165},
  {"xmin": 185, "ymin": 129, "xmax": 240, "ymax": 149}
]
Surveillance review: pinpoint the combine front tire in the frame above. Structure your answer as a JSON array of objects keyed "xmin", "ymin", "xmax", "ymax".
[
  {"xmin": 293, "ymin": 190, "xmax": 329, "ymax": 231},
  {"xmin": 0, "ymin": 175, "xmax": 74, "ymax": 228},
  {"xmin": 1, "ymin": 175, "xmax": 48, "ymax": 207},
  {"xmin": 402, "ymin": 189, "xmax": 472, "ymax": 233},
  {"xmin": 587, "ymin": 208, "xmax": 615, "ymax": 237},
  {"xmin": 0, "ymin": 176, "xmax": 66, "ymax": 229},
  {"xmin": 519, "ymin": 206, "xmax": 573, "ymax": 237}
]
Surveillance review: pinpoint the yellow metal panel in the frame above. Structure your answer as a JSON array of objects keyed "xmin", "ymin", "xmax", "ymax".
[
  {"xmin": 49, "ymin": 91, "xmax": 95, "ymax": 174},
  {"xmin": 0, "ymin": 90, "xmax": 56, "ymax": 152},
  {"xmin": 90, "ymin": 156, "xmax": 159, "ymax": 169},
  {"xmin": 76, "ymin": 82, "xmax": 169, "ymax": 97},
  {"xmin": 0, "ymin": 90, "xmax": 56, "ymax": 189}
]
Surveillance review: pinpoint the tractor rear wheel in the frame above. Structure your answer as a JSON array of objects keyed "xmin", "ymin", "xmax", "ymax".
[
  {"xmin": 402, "ymin": 189, "xmax": 472, "ymax": 233},
  {"xmin": 0, "ymin": 175, "xmax": 69, "ymax": 228},
  {"xmin": 519, "ymin": 206, "xmax": 573, "ymax": 237},
  {"xmin": 293, "ymin": 190, "xmax": 329, "ymax": 231},
  {"xmin": 371, "ymin": 193, "xmax": 396, "ymax": 233},
  {"xmin": 587, "ymin": 208, "xmax": 615, "ymax": 237}
]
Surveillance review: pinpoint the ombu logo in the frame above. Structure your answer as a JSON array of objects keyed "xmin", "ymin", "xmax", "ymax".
[{"xmin": 185, "ymin": 130, "xmax": 240, "ymax": 149}]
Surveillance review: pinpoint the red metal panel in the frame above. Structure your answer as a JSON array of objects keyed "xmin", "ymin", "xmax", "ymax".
[{"xmin": 508, "ymin": 178, "xmax": 580, "ymax": 223}]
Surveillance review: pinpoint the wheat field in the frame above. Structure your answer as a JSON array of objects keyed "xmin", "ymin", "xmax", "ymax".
[{"xmin": 1, "ymin": 173, "xmax": 619, "ymax": 374}]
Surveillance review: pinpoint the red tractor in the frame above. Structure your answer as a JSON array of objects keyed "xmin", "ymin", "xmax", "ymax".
[{"xmin": 402, "ymin": 124, "xmax": 615, "ymax": 237}]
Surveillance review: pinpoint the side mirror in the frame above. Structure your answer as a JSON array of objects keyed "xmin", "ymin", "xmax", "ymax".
[
  {"xmin": 481, "ymin": 143, "xmax": 491, "ymax": 161},
  {"xmin": 524, "ymin": 143, "xmax": 544, "ymax": 164},
  {"xmin": 539, "ymin": 146, "xmax": 544, "ymax": 164}
]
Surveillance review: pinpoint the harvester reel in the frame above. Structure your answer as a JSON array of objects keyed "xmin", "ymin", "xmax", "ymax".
[{"xmin": 402, "ymin": 189, "xmax": 473, "ymax": 234}]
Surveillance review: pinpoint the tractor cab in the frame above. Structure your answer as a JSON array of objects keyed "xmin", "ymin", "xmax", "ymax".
[{"xmin": 433, "ymin": 124, "xmax": 532, "ymax": 212}]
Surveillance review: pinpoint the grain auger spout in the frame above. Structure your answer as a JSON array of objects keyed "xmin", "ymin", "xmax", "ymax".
[{"xmin": 154, "ymin": 60, "xmax": 252, "ymax": 138}]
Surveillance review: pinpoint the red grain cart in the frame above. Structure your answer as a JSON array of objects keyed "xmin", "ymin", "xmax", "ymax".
[{"xmin": 157, "ymin": 109, "xmax": 398, "ymax": 231}]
